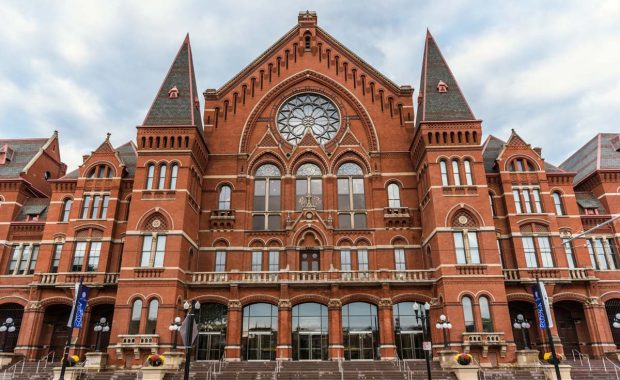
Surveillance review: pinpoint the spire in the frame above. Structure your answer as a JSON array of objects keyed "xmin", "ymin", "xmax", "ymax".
[
  {"xmin": 143, "ymin": 34, "xmax": 203, "ymax": 130},
  {"xmin": 416, "ymin": 31, "xmax": 475, "ymax": 126}
]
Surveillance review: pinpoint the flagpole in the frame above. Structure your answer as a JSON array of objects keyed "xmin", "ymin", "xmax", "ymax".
[{"xmin": 59, "ymin": 282, "xmax": 81, "ymax": 380}]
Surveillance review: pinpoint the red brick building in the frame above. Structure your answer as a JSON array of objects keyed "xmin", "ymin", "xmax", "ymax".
[{"xmin": 1, "ymin": 11, "xmax": 619, "ymax": 367}]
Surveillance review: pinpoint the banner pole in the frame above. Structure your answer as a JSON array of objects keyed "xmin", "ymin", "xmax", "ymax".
[
  {"xmin": 536, "ymin": 278, "xmax": 562, "ymax": 380},
  {"xmin": 59, "ymin": 282, "xmax": 81, "ymax": 380}
]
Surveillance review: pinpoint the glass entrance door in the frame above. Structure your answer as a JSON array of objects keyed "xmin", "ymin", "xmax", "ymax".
[
  {"xmin": 196, "ymin": 332, "xmax": 224, "ymax": 360},
  {"xmin": 246, "ymin": 331, "xmax": 274, "ymax": 360},
  {"xmin": 296, "ymin": 332, "xmax": 326, "ymax": 360},
  {"xmin": 396, "ymin": 331, "xmax": 424, "ymax": 359},
  {"xmin": 348, "ymin": 331, "xmax": 375, "ymax": 360}
]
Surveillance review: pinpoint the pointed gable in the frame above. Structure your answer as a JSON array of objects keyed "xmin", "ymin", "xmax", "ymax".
[
  {"xmin": 93, "ymin": 133, "xmax": 115, "ymax": 154},
  {"xmin": 143, "ymin": 34, "xmax": 202, "ymax": 129},
  {"xmin": 505, "ymin": 130, "xmax": 529, "ymax": 148},
  {"xmin": 416, "ymin": 31, "xmax": 475, "ymax": 126}
]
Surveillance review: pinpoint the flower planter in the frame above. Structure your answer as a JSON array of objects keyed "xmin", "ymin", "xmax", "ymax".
[
  {"xmin": 84, "ymin": 352, "xmax": 108, "ymax": 371},
  {"xmin": 52, "ymin": 367, "xmax": 81, "ymax": 380},
  {"xmin": 141, "ymin": 366, "xmax": 169, "ymax": 380},
  {"xmin": 542, "ymin": 364, "xmax": 572, "ymax": 380},
  {"xmin": 451, "ymin": 365, "xmax": 480, "ymax": 380},
  {"xmin": 516, "ymin": 349, "xmax": 541, "ymax": 367},
  {"xmin": 0, "ymin": 352, "xmax": 15, "ymax": 368},
  {"xmin": 161, "ymin": 351, "xmax": 184, "ymax": 369}
]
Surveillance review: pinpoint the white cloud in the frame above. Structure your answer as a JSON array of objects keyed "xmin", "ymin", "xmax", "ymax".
[{"xmin": 0, "ymin": 0, "xmax": 618, "ymax": 170}]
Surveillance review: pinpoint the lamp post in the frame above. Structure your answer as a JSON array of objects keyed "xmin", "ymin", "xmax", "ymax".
[
  {"xmin": 613, "ymin": 313, "xmax": 620, "ymax": 329},
  {"xmin": 93, "ymin": 317, "xmax": 110, "ymax": 352},
  {"xmin": 413, "ymin": 302, "xmax": 432, "ymax": 380},
  {"xmin": 169, "ymin": 316, "xmax": 182, "ymax": 351},
  {"xmin": 435, "ymin": 315, "xmax": 452, "ymax": 349},
  {"xmin": 513, "ymin": 314, "xmax": 531, "ymax": 350},
  {"xmin": 0, "ymin": 318, "xmax": 16, "ymax": 352},
  {"xmin": 183, "ymin": 300, "xmax": 200, "ymax": 380}
]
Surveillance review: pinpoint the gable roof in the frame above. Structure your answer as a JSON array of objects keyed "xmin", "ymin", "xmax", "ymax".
[
  {"xmin": 215, "ymin": 16, "xmax": 406, "ymax": 97},
  {"xmin": 560, "ymin": 133, "xmax": 620, "ymax": 184},
  {"xmin": 60, "ymin": 140, "xmax": 137, "ymax": 180},
  {"xmin": 416, "ymin": 31, "xmax": 475, "ymax": 127},
  {"xmin": 143, "ymin": 34, "xmax": 202, "ymax": 130},
  {"xmin": 0, "ymin": 131, "xmax": 59, "ymax": 178}
]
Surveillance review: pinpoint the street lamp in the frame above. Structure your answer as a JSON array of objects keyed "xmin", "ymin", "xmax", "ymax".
[
  {"xmin": 183, "ymin": 300, "xmax": 200, "ymax": 380},
  {"xmin": 513, "ymin": 314, "xmax": 532, "ymax": 350},
  {"xmin": 435, "ymin": 315, "xmax": 452, "ymax": 349},
  {"xmin": 93, "ymin": 317, "xmax": 110, "ymax": 352},
  {"xmin": 412, "ymin": 302, "xmax": 432, "ymax": 380},
  {"xmin": 0, "ymin": 318, "xmax": 16, "ymax": 352},
  {"xmin": 169, "ymin": 316, "xmax": 182, "ymax": 350}
]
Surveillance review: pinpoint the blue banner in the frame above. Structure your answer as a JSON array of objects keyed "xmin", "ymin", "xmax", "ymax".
[
  {"xmin": 71, "ymin": 283, "xmax": 89, "ymax": 328},
  {"xmin": 532, "ymin": 284, "xmax": 547, "ymax": 329}
]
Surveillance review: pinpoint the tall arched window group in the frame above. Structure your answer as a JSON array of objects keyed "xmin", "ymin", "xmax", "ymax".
[
  {"xmin": 439, "ymin": 158, "xmax": 474, "ymax": 186},
  {"xmin": 337, "ymin": 163, "xmax": 366, "ymax": 229},
  {"xmin": 128, "ymin": 298, "xmax": 159, "ymax": 335},
  {"xmin": 145, "ymin": 162, "xmax": 179, "ymax": 190},
  {"xmin": 462, "ymin": 295, "xmax": 493, "ymax": 333}
]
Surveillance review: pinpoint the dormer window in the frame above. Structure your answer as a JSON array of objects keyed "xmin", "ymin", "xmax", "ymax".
[
  {"xmin": 87, "ymin": 164, "xmax": 113, "ymax": 178},
  {"xmin": 0, "ymin": 145, "xmax": 14, "ymax": 164},
  {"xmin": 168, "ymin": 86, "xmax": 179, "ymax": 99},
  {"xmin": 437, "ymin": 80, "xmax": 448, "ymax": 93},
  {"xmin": 508, "ymin": 158, "xmax": 536, "ymax": 172}
]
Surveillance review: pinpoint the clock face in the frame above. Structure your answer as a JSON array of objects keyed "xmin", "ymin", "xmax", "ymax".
[{"xmin": 277, "ymin": 93, "xmax": 340, "ymax": 145}]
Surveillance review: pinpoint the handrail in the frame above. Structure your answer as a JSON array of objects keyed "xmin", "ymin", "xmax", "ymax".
[
  {"xmin": 36, "ymin": 351, "xmax": 55, "ymax": 373},
  {"xmin": 471, "ymin": 356, "xmax": 485, "ymax": 380},
  {"xmin": 338, "ymin": 357, "xmax": 344, "ymax": 380},
  {"xmin": 571, "ymin": 349, "xmax": 590, "ymax": 370},
  {"xmin": 2, "ymin": 358, "xmax": 24, "ymax": 380},
  {"xmin": 603, "ymin": 356, "xmax": 620, "ymax": 380}
]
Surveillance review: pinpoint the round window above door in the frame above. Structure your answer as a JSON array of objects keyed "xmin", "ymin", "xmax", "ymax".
[{"xmin": 276, "ymin": 93, "xmax": 340, "ymax": 145}]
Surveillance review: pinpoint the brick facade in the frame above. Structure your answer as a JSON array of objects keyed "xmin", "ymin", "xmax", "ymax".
[{"xmin": 0, "ymin": 11, "xmax": 619, "ymax": 368}]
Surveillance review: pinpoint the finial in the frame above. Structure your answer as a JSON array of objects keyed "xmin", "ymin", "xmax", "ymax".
[{"xmin": 105, "ymin": 132, "xmax": 111, "ymax": 141}]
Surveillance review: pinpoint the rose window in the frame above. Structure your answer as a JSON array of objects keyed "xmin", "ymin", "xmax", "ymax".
[{"xmin": 276, "ymin": 93, "xmax": 340, "ymax": 145}]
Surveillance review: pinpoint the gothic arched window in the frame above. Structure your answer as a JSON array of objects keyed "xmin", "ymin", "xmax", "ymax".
[
  {"xmin": 295, "ymin": 163, "xmax": 323, "ymax": 210},
  {"xmin": 219, "ymin": 185, "xmax": 232, "ymax": 210},
  {"xmin": 253, "ymin": 164, "xmax": 281, "ymax": 230}
]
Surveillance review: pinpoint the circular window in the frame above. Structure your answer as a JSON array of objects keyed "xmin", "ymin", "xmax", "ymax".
[{"xmin": 277, "ymin": 93, "xmax": 340, "ymax": 145}]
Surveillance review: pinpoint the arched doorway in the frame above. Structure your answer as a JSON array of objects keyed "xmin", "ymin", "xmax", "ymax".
[
  {"xmin": 554, "ymin": 301, "xmax": 588, "ymax": 355},
  {"xmin": 242, "ymin": 303, "xmax": 277, "ymax": 360},
  {"xmin": 342, "ymin": 302, "xmax": 379, "ymax": 360},
  {"xmin": 84, "ymin": 304, "xmax": 114, "ymax": 351},
  {"xmin": 392, "ymin": 302, "xmax": 426, "ymax": 359},
  {"xmin": 0, "ymin": 303, "xmax": 24, "ymax": 352},
  {"xmin": 605, "ymin": 299, "xmax": 620, "ymax": 348},
  {"xmin": 42, "ymin": 304, "xmax": 72, "ymax": 359},
  {"xmin": 196, "ymin": 303, "xmax": 227, "ymax": 360},
  {"xmin": 508, "ymin": 301, "xmax": 537, "ymax": 351},
  {"xmin": 292, "ymin": 303, "xmax": 328, "ymax": 360}
]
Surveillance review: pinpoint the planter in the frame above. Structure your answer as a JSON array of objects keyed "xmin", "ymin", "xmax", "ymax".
[
  {"xmin": 451, "ymin": 365, "xmax": 480, "ymax": 380},
  {"xmin": 542, "ymin": 364, "xmax": 572, "ymax": 380},
  {"xmin": 516, "ymin": 349, "xmax": 541, "ymax": 367},
  {"xmin": 141, "ymin": 366, "xmax": 169, "ymax": 380},
  {"xmin": 84, "ymin": 352, "xmax": 108, "ymax": 371},
  {"xmin": 52, "ymin": 367, "xmax": 81, "ymax": 380}
]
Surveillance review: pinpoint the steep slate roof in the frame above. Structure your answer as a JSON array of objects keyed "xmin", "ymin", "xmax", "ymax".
[
  {"xmin": 416, "ymin": 31, "xmax": 475, "ymax": 127},
  {"xmin": 0, "ymin": 138, "xmax": 48, "ymax": 178},
  {"xmin": 14, "ymin": 198, "xmax": 50, "ymax": 221},
  {"xmin": 143, "ymin": 35, "xmax": 202, "ymax": 130},
  {"xmin": 575, "ymin": 192, "xmax": 607, "ymax": 214},
  {"xmin": 481, "ymin": 135, "xmax": 505, "ymax": 172},
  {"xmin": 560, "ymin": 133, "xmax": 620, "ymax": 184},
  {"xmin": 116, "ymin": 141, "xmax": 138, "ymax": 177}
]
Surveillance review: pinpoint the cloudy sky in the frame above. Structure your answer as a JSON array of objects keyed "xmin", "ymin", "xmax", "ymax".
[{"xmin": 1, "ymin": 0, "xmax": 619, "ymax": 171}]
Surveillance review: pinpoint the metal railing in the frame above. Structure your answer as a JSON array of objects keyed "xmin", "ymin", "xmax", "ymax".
[
  {"xmin": 571, "ymin": 349, "xmax": 591, "ymax": 371},
  {"xmin": 35, "ymin": 351, "xmax": 55, "ymax": 373},
  {"xmin": 272, "ymin": 360, "xmax": 281, "ymax": 380},
  {"xmin": 603, "ymin": 356, "xmax": 620, "ymax": 380},
  {"xmin": 1, "ymin": 359, "xmax": 24, "ymax": 379},
  {"xmin": 338, "ymin": 357, "xmax": 344, "ymax": 380}
]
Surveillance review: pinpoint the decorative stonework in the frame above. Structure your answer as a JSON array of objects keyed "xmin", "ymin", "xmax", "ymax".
[
  {"xmin": 328, "ymin": 299, "xmax": 342, "ymax": 308},
  {"xmin": 228, "ymin": 300, "xmax": 242, "ymax": 309},
  {"xmin": 379, "ymin": 298, "xmax": 392, "ymax": 307},
  {"xmin": 278, "ymin": 299, "xmax": 292, "ymax": 309}
]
